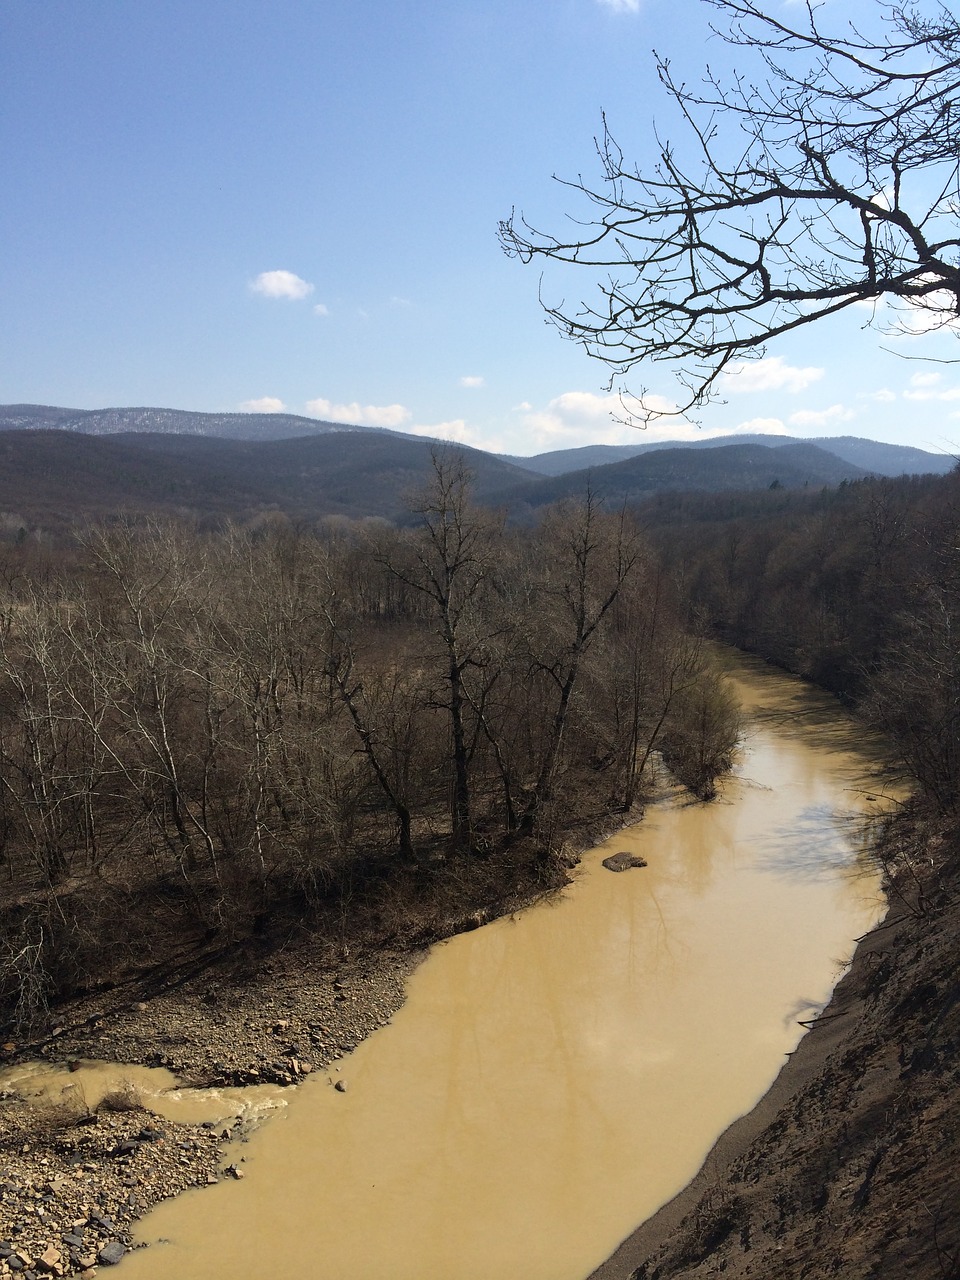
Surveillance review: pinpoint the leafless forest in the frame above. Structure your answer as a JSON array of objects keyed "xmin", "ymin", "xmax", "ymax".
[{"xmin": 0, "ymin": 457, "xmax": 739, "ymax": 1031}]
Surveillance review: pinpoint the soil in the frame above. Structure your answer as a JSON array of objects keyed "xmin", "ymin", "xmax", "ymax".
[{"xmin": 591, "ymin": 805, "xmax": 960, "ymax": 1280}]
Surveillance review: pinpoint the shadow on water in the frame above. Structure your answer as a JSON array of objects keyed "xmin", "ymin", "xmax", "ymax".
[{"xmin": 749, "ymin": 805, "xmax": 886, "ymax": 881}]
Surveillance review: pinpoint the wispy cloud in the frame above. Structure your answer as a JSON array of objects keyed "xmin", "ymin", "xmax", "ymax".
[
  {"xmin": 886, "ymin": 287, "xmax": 960, "ymax": 337},
  {"xmin": 903, "ymin": 370, "xmax": 960, "ymax": 401},
  {"xmin": 596, "ymin": 0, "xmax": 640, "ymax": 12},
  {"xmin": 727, "ymin": 417, "xmax": 788, "ymax": 435},
  {"xmin": 459, "ymin": 375, "xmax": 485, "ymax": 388},
  {"xmin": 239, "ymin": 397, "xmax": 286, "ymax": 413},
  {"xmin": 313, "ymin": 302, "xmax": 330, "ymax": 317},
  {"xmin": 859, "ymin": 388, "xmax": 897, "ymax": 403},
  {"xmin": 251, "ymin": 270, "xmax": 314, "ymax": 301},
  {"xmin": 519, "ymin": 390, "xmax": 697, "ymax": 445},
  {"xmin": 788, "ymin": 404, "xmax": 856, "ymax": 428},
  {"xmin": 721, "ymin": 356, "xmax": 824, "ymax": 394},
  {"xmin": 409, "ymin": 419, "xmax": 507, "ymax": 453},
  {"xmin": 305, "ymin": 397, "xmax": 412, "ymax": 428}
]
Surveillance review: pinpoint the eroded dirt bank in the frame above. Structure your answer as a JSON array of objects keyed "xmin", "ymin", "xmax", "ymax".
[{"xmin": 592, "ymin": 803, "xmax": 960, "ymax": 1280}]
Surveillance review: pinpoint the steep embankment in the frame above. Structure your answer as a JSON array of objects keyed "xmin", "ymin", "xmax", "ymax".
[{"xmin": 592, "ymin": 805, "xmax": 960, "ymax": 1280}]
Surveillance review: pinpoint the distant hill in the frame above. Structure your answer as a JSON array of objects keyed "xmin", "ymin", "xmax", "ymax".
[
  {"xmin": 501, "ymin": 434, "xmax": 955, "ymax": 479},
  {"xmin": 488, "ymin": 442, "xmax": 872, "ymax": 515},
  {"xmin": 0, "ymin": 404, "xmax": 929, "ymax": 534},
  {"xmin": 0, "ymin": 429, "xmax": 533, "ymax": 531},
  {"xmin": 4, "ymin": 406, "xmax": 949, "ymax": 480},
  {"xmin": 0, "ymin": 403, "xmax": 374, "ymax": 442}
]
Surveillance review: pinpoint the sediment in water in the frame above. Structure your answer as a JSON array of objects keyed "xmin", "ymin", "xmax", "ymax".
[{"xmin": 591, "ymin": 803, "xmax": 960, "ymax": 1280}]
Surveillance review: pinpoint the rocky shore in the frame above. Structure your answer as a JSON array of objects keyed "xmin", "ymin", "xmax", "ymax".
[{"xmin": 0, "ymin": 943, "xmax": 421, "ymax": 1277}]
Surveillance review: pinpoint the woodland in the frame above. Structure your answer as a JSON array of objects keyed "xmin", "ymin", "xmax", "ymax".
[
  {"xmin": 1, "ymin": 439, "xmax": 957, "ymax": 1041},
  {"xmin": 0, "ymin": 455, "xmax": 740, "ymax": 1031}
]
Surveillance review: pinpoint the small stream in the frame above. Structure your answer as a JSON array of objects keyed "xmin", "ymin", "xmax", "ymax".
[{"xmin": 80, "ymin": 656, "xmax": 899, "ymax": 1278}]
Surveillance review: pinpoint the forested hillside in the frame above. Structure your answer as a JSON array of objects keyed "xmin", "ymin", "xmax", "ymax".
[{"xmin": 646, "ymin": 468, "xmax": 960, "ymax": 810}]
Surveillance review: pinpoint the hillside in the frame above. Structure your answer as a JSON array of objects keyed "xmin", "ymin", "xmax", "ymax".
[
  {"xmin": 492, "ymin": 441, "xmax": 871, "ymax": 515},
  {"xmin": 0, "ymin": 429, "xmax": 533, "ymax": 530},
  {"xmin": 501, "ymin": 434, "xmax": 954, "ymax": 479},
  {"xmin": 0, "ymin": 403, "xmax": 372, "ymax": 442},
  {"xmin": 0, "ymin": 430, "xmax": 875, "ymax": 535}
]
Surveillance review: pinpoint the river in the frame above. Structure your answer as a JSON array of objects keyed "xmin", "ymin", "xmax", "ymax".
[{"xmin": 111, "ymin": 654, "xmax": 893, "ymax": 1279}]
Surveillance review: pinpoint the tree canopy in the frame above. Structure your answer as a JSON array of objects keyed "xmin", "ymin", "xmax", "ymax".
[{"xmin": 500, "ymin": 0, "xmax": 960, "ymax": 419}]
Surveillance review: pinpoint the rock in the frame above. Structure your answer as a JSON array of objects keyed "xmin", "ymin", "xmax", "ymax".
[
  {"xmin": 37, "ymin": 1245, "xmax": 61, "ymax": 1271},
  {"xmin": 97, "ymin": 1241, "xmax": 125, "ymax": 1266},
  {"xmin": 602, "ymin": 851, "xmax": 648, "ymax": 872},
  {"xmin": 223, "ymin": 1165, "xmax": 244, "ymax": 1180},
  {"xmin": 60, "ymin": 1235, "xmax": 84, "ymax": 1250},
  {"xmin": 334, "ymin": 1080, "xmax": 347, "ymax": 1093}
]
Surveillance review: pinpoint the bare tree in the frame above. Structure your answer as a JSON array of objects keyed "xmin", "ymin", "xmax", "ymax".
[
  {"xmin": 371, "ymin": 452, "xmax": 501, "ymax": 852},
  {"xmin": 500, "ymin": 0, "xmax": 960, "ymax": 417},
  {"xmin": 518, "ymin": 494, "xmax": 641, "ymax": 832}
]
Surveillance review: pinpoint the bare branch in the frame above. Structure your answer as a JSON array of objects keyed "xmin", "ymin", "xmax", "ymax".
[{"xmin": 500, "ymin": 0, "xmax": 960, "ymax": 421}]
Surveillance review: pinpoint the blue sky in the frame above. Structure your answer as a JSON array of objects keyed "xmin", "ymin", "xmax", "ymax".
[{"xmin": 2, "ymin": 0, "xmax": 958, "ymax": 458}]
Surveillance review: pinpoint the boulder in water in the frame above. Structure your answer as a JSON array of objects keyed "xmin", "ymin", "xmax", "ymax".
[{"xmin": 602, "ymin": 852, "xmax": 648, "ymax": 872}]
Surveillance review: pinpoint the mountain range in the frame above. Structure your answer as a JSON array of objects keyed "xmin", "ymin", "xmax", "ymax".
[{"xmin": 0, "ymin": 403, "xmax": 952, "ymax": 531}]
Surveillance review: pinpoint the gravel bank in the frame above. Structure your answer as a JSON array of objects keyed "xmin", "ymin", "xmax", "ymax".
[{"xmin": 0, "ymin": 942, "xmax": 422, "ymax": 1277}]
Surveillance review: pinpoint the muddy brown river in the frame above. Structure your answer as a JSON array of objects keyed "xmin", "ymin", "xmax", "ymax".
[{"xmin": 113, "ymin": 655, "xmax": 893, "ymax": 1279}]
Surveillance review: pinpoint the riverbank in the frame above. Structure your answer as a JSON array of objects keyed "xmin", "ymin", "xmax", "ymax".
[
  {"xmin": 0, "ymin": 940, "xmax": 422, "ymax": 1275},
  {"xmin": 0, "ymin": 814, "xmax": 614, "ymax": 1275},
  {"xmin": 591, "ymin": 801, "xmax": 960, "ymax": 1280}
]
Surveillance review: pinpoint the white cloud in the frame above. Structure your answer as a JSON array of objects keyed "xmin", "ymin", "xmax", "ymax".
[
  {"xmin": 859, "ymin": 388, "xmax": 897, "ymax": 403},
  {"xmin": 596, "ymin": 0, "xmax": 640, "ymax": 11},
  {"xmin": 788, "ymin": 404, "xmax": 856, "ymax": 428},
  {"xmin": 721, "ymin": 356, "xmax": 824, "ymax": 394},
  {"xmin": 519, "ymin": 390, "xmax": 699, "ymax": 446},
  {"xmin": 886, "ymin": 287, "xmax": 960, "ymax": 337},
  {"xmin": 727, "ymin": 417, "xmax": 788, "ymax": 435},
  {"xmin": 904, "ymin": 382, "xmax": 960, "ymax": 402},
  {"xmin": 305, "ymin": 397, "xmax": 412, "ymax": 428},
  {"xmin": 250, "ymin": 270, "xmax": 314, "ymax": 301},
  {"xmin": 239, "ymin": 396, "xmax": 286, "ymax": 413},
  {"xmin": 313, "ymin": 302, "xmax": 330, "ymax": 317},
  {"xmin": 459, "ymin": 376, "xmax": 485, "ymax": 388},
  {"xmin": 408, "ymin": 419, "xmax": 506, "ymax": 452}
]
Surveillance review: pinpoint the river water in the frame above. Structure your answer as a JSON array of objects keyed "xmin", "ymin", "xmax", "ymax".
[{"xmin": 111, "ymin": 655, "xmax": 893, "ymax": 1279}]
